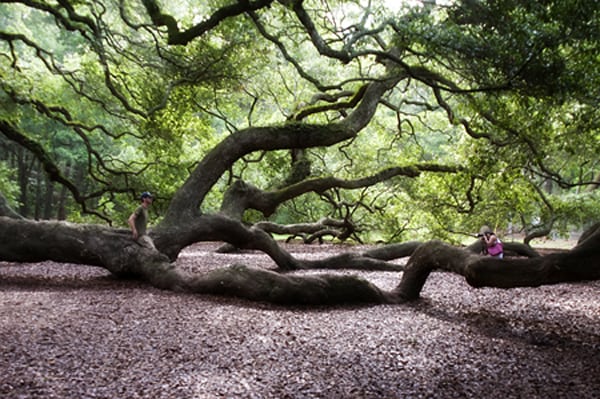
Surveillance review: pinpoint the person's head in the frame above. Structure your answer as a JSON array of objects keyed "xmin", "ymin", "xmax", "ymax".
[
  {"xmin": 478, "ymin": 225, "xmax": 494, "ymax": 239},
  {"xmin": 140, "ymin": 191, "xmax": 153, "ymax": 204}
]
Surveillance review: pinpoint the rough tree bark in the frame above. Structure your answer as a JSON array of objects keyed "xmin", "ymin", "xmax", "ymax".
[{"xmin": 0, "ymin": 215, "xmax": 394, "ymax": 304}]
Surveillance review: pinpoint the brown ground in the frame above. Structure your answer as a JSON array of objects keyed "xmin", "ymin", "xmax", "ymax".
[{"xmin": 0, "ymin": 242, "xmax": 598, "ymax": 399}]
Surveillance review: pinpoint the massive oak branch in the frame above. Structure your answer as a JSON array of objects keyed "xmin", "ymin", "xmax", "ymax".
[{"xmin": 2, "ymin": 216, "xmax": 599, "ymax": 306}]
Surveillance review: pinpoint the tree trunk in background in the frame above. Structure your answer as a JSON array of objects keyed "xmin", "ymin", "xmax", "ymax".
[
  {"xmin": 16, "ymin": 147, "xmax": 31, "ymax": 217},
  {"xmin": 33, "ymin": 161, "xmax": 43, "ymax": 220},
  {"xmin": 43, "ymin": 172, "xmax": 55, "ymax": 220},
  {"xmin": 56, "ymin": 162, "xmax": 70, "ymax": 220},
  {"xmin": 57, "ymin": 179, "xmax": 69, "ymax": 220}
]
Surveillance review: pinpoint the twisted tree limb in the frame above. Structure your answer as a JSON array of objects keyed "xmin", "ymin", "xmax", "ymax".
[{"xmin": 1, "ymin": 216, "xmax": 598, "ymax": 306}]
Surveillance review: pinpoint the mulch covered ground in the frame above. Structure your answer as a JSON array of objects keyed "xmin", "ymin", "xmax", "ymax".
[{"xmin": 0, "ymin": 242, "xmax": 598, "ymax": 398}]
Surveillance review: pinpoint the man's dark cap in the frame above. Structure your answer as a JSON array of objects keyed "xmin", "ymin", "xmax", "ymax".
[{"xmin": 141, "ymin": 192, "xmax": 153, "ymax": 199}]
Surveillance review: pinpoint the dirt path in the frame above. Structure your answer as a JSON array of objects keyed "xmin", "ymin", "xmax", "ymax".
[{"xmin": 0, "ymin": 242, "xmax": 598, "ymax": 398}]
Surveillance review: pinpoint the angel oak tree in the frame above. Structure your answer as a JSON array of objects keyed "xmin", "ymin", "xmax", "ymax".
[{"xmin": 1, "ymin": 0, "xmax": 599, "ymax": 305}]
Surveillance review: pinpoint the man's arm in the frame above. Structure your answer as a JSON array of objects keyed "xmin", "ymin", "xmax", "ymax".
[{"xmin": 128, "ymin": 212, "xmax": 138, "ymax": 239}]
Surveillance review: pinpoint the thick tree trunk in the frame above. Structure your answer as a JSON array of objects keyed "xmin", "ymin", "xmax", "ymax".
[
  {"xmin": 0, "ymin": 216, "xmax": 389, "ymax": 304},
  {"xmin": 578, "ymin": 222, "xmax": 600, "ymax": 245},
  {"xmin": 363, "ymin": 241, "xmax": 424, "ymax": 260},
  {"xmin": 0, "ymin": 217, "xmax": 187, "ymax": 289},
  {"xmin": 153, "ymin": 214, "xmax": 302, "ymax": 268}
]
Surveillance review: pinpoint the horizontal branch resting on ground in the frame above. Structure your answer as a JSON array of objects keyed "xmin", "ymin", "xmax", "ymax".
[{"xmin": 1, "ymin": 217, "xmax": 598, "ymax": 306}]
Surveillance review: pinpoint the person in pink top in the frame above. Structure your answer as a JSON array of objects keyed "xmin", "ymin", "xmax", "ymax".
[{"xmin": 478, "ymin": 226, "xmax": 504, "ymax": 259}]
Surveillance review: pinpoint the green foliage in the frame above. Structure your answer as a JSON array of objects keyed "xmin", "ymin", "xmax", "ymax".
[
  {"xmin": 0, "ymin": 161, "xmax": 19, "ymax": 207},
  {"xmin": 438, "ymin": 0, "xmax": 599, "ymax": 98},
  {"xmin": 0, "ymin": 0, "xmax": 597, "ymax": 242}
]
